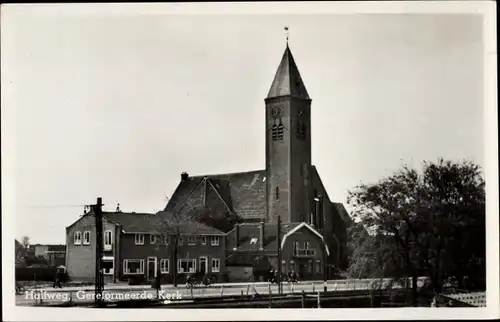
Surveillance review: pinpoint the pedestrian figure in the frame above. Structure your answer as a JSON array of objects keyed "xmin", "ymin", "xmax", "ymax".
[{"xmin": 53, "ymin": 267, "xmax": 63, "ymax": 288}]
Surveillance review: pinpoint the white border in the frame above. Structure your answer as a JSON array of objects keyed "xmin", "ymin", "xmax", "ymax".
[{"xmin": 1, "ymin": 1, "xmax": 497, "ymax": 321}]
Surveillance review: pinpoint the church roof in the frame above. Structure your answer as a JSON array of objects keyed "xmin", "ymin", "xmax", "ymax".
[
  {"xmin": 165, "ymin": 170, "xmax": 267, "ymax": 220},
  {"xmin": 267, "ymin": 45, "xmax": 310, "ymax": 100},
  {"xmin": 226, "ymin": 222, "xmax": 302, "ymax": 252}
]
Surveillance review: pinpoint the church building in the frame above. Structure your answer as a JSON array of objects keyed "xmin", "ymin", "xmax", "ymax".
[
  {"xmin": 65, "ymin": 42, "xmax": 352, "ymax": 284},
  {"xmin": 163, "ymin": 43, "xmax": 351, "ymax": 280}
]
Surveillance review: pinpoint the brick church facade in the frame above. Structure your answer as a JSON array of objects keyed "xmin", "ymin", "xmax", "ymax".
[
  {"xmin": 65, "ymin": 44, "xmax": 351, "ymax": 283},
  {"xmin": 163, "ymin": 44, "xmax": 351, "ymax": 279}
]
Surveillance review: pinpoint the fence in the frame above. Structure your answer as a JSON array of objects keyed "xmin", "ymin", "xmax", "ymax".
[{"xmin": 16, "ymin": 267, "xmax": 67, "ymax": 282}]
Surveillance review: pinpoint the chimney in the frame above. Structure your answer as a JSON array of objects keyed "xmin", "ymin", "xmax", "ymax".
[
  {"xmin": 259, "ymin": 222, "xmax": 264, "ymax": 250},
  {"xmin": 235, "ymin": 224, "xmax": 240, "ymax": 249},
  {"xmin": 181, "ymin": 172, "xmax": 189, "ymax": 181}
]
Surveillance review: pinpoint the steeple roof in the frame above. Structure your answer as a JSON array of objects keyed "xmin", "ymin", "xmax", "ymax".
[{"xmin": 267, "ymin": 45, "xmax": 310, "ymax": 100}]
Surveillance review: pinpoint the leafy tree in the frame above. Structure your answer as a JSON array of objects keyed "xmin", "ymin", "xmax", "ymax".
[
  {"xmin": 347, "ymin": 159, "xmax": 485, "ymax": 304},
  {"xmin": 22, "ymin": 236, "xmax": 30, "ymax": 248}
]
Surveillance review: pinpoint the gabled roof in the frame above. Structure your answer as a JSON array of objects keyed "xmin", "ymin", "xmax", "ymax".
[
  {"xmin": 267, "ymin": 45, "xmax": 310, "ymax": 100},
  {"xmin": 71, "ymin": 211, "xmax": 225, "ymax": 235},
  {"xmin": 165, "ymin": 170, "xmax": 266, "ymax": 220},
  {"xmin": 332, "ymin": 202, "xmax": 354, "ymax": 227},
  {"xmin": 225, "ymin": 222, "xmax": 300, "ymax": 252}
]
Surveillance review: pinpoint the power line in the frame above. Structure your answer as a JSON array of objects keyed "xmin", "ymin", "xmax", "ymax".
[{"xmin": 19, "ymin": 204, "xmax": 90, "ymax": 209}]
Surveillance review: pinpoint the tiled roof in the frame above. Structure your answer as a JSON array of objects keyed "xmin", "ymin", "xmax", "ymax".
[
  {"xmin": 226, "ymin": 222, "xmax": 301, "ymax": 252},
  {"xmin": 102, "ymin": 212, "xmax": 223, "ymax": 235},
  {"xmin": 165, "ymin": 170, "xmax": 267, "ymax": 220},
  {"xmin": 332, "ymin": 202, "xmax": 353, "ymax": 226},
  {"xmin": 226, "ymin": 254, "xmax": 271, "ymax": 268},
  {"xmin": 267, "ymin": 45, "xmax": 310, "ymax": 100}
]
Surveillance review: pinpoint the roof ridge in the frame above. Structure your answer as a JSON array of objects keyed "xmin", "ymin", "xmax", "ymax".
[{"xmin": 188, "ymin": 169, "xmax": 265, "ymax": 179}]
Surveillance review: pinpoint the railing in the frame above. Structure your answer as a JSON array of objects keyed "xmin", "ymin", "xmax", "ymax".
[{"xmin": 293, "ymin": 249, "xmax": 316, "ymax": 257}]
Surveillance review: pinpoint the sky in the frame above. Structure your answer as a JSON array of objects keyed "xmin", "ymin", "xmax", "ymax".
[{"xmin": 2, "ymin": 6, "xmax": 486, "ymax": 245}]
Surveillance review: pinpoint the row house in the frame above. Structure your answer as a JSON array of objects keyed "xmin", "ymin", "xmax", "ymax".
[{"xmin": 65, "ymin": 210, "xmax": 226, "ymax": 283}]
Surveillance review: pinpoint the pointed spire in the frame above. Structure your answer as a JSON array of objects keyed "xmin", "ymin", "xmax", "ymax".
[{"xmin": 267, "ymin": 44, "xmax": 310, "ymax": 100}]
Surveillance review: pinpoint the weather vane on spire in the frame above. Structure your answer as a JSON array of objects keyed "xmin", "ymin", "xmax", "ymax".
[{"xmin": 284, "ymin": 26, "xmax": 289, "ymax": 45}]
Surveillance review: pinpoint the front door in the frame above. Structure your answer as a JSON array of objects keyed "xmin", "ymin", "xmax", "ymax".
[
  {"xmin": 147, "ymin": 257, "xmax": 157, "ymax": 280},
  {"xmin": 298, "ymin": 262, "xmax": 306, "ymax": 279},
  {"xmin": 199, "ymin": 257, "xmax": 208, "ymax": 275}
]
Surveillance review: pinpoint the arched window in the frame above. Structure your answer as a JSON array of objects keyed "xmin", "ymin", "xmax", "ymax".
[
  {"xmin": 297, "ymin": 122, "xmax": 306, "ymax": 139},
  {"xmin": 271, "ymin": 119, "xmax": 284, "ymax": 141},
  {"xmin": 277, "ymin": 123, "xmax": 284, "ymax": 140},
  {"xmin": 104, "ymin": 230, "xmax": 113, "ymax": 246},
  {"xmin": 271, "ymin": 124, "xmax": 278, "ymax": 141}
]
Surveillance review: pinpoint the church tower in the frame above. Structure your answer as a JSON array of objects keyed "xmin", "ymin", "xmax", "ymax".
[{"xmin": 265, "ymin": 44, "xmax": 312, "ymax": 224}]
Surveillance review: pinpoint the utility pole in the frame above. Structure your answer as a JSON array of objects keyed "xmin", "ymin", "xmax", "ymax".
[
  {"xmin": 277, "ymin": 215, "xmax": 282, "ymax": 294},
  {"xmin": 94, "ymin": 197, "xmax": 104, "ymax": 307}
]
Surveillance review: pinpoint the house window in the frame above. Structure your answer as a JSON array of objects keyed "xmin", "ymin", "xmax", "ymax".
[
  {"xmin": 179, "ymin": 236, "xmax": 184, "ymax": 245},
  {"xmin": 188, "ymin": 236, "xmax": 196, "ymax": 246},
  {"xmin": 201, "ymin": 236, "xmax": 207, "ymax": 245},
  {"xmin": 316, "ymin": 260, "xmax": 322, "ymax": 273},
  {"xmin": 102, "ymin": 259, "xmax": 114, "ymax": 275},
  {"xmin": 276, "ymin": 186, "xmax": 280, "ymax": 201},
  {"xmin": 294, "ymin": 241, "xmax": 299, "ymax": 250},
  {"xmin": 250, "ymin": 237, "xmax": 258, "ymax": 245},
  {"xmin": 83, "ymin": 231, "xmax": 91, "ymax": 245},
  {"xmin": 104, "ymin": 230, "xmax": 112, "ymax": 246},
  {"xmin": 304, "ymin": 241, "xmax": 309, "ymax": 249},
  {"xmin": 178, "ymin": 259, "xmax": 196, "ymax": 273},
  {"xmin": 160, "ymin": 259, "xmax": 169, "ymax": 274},
  {"xmin": 211, "ymin": 258, "xmax": 220, "ymax": 273},
  {"xmin": 124, "ymin": 259, "xmax": 144, "ymax": 274},
  {"xmin": 164, "ymin": 235, "xmax": 170, "ymax": 245},
  {"xmin": 150, "ymin": 234, "xmax": 156, "ymax": 244},
  {"xmin": 74, "ymin": 231, "xmax": 82, "ymax": 245},
  {"xmin": 289, "ymin": 260, "xmax": 295, "ymax": 271},
  {"xmin": 135, "ymin": 234, "xmax": 144, "ymax": 245},
  {"xmin": 281, "ymin": 260, "xmax": 287, "ymax": 273},
  {"xmin": 307, "ymin": 260, "xmax": 313, "ymax": 273},
  {"xmin": 211, "ymin": 236, "xmax": 220, "ymax": 246}
]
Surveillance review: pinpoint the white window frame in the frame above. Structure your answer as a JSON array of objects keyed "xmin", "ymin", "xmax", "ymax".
[
  {"xmin": 135, "ymin": 233, "xmax": 144, "ymax": 245},
  {"xmin": 188, "ymin": 236, "xmax": 196, "ymax": 246},
  {"xmin": 211, "ymin": 236, "xmax": 220, "ymax": 246},
  {"xmin": 104, "ymin": 230, "xmax": 113, "ymax": 246},
  {"xmin": 164, "ymin": 235, "xmax": 170, "ymax": 245},
  {"xmin": 83, "ymin": 231, "xmax": 91, "ymax": 245},
  {"xmin": 124, "ymin": 259, "xmax": 144, "ymax": 275},
  {"xmin": 211, "ymin": 258, "xmax": 220, "ymax": 273},
  {"xmin": 150, "ymin": 234, "xmax": 156, "ymax": 244},
  {"xmin": 177, "ymin": 258, "xmax": 196, "ymax": 274},
  {"xmin": 102, "ymin": 259, "xmax": 114, "ymax": 275},
  {"xmin": 178, "ymin": 236, "xmax": 184, "ymax": 245},
  {"xmin": 201, "ymin": 236, "xmax": 207, "ymax": 245},
  {"xmin": 74, "ymin": 231, "xmax": 82, "ymax": 245},
  {"xmin": 250, "ymin": 237, "xmax": 258, "ymax": 245},
  {"xmin": 316, "ymin": 259, "xmax": 322, "ymax": 273},
  {"xmin": 160, "ymin": 259, "xmax": 169, "ymax": 274}
]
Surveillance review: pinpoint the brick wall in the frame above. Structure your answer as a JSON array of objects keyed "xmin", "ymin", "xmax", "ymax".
[{"xmin": 65, "ymin": 214, "xmax": 117, "ymax": 281}]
